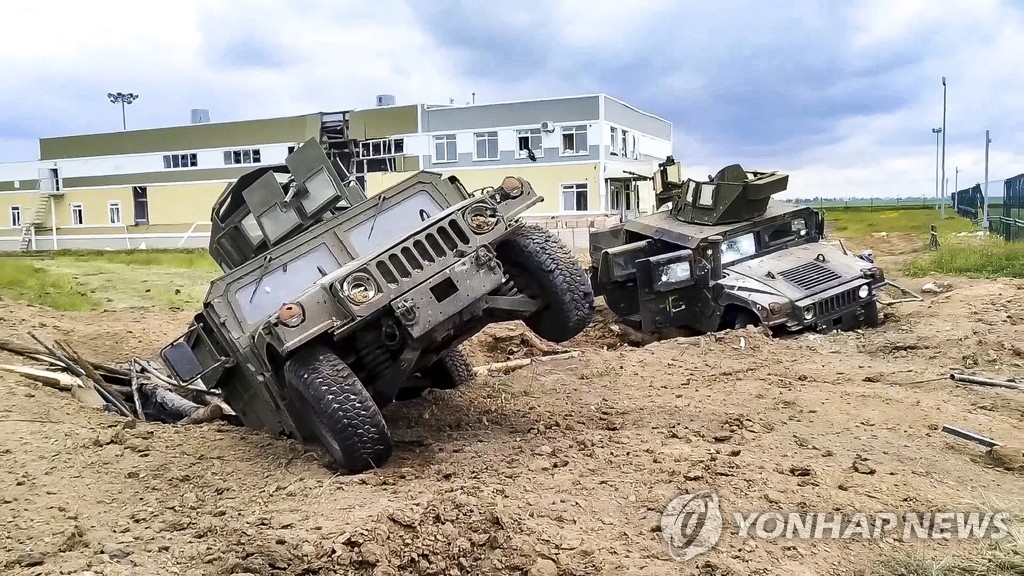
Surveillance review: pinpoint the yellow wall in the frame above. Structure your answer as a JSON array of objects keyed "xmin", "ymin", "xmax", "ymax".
[
  {"xmin": 146, "ymin": 181, "xmax": 229, "ymax": 225},
  {"xmin": 363, "ymin": 163, "xmax": 603, "ymax": 215},
  {"xmin": 0, "ymin": 192, "xmax": 45, "ymax": 230},
  {"xmin": 51, "ymin": 187, "xmax": 134, "ymax": 227}
]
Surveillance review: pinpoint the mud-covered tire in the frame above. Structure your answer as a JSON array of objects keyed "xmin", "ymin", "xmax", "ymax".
[
  {"xmin": 283, "ymin": 344, "xmax": 393, "ymax": 473},
  {"xmin": 496, "ymin": 224, "xmax": 595, "ymax": 343}
]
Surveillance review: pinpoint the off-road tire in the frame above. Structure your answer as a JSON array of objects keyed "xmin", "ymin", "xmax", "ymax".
[
  {"xmin": 496, "ymin": 224, "xmax": 595, "ymax": 343},
  {"xmin": 395, "ymin": 346, "xmax": 475, "ymax": 402},
  {"xmin": 863, "ymin": 300, "xmax": 881, "ymax": 328},
  {"xmin": 283, "ymin": 344, "xmax": 393, "ymax": 473},
  {"xmin": 426, "ymin": 346, "xmax": 475, "ymax": 390}
]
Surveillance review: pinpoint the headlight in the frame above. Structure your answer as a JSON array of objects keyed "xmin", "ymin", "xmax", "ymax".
[
  {"xmin": 342, "ymin": 272, "xmax": 379, "ymax": 305},
  {"xmin": 858, "ymin": 284, "xmax": 870, "ymax": 299},
  {"xmin": 803, "ymin": 305, "xmax": 815, "ymax": 320},
  {"xmin": 277, "ymin": 303, "xmax": 304, "ymax": 328}
]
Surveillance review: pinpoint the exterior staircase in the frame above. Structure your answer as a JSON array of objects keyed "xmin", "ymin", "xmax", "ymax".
[{"xmin": 18, "ymin": 194, "xmax": 52, "ymax": 252}]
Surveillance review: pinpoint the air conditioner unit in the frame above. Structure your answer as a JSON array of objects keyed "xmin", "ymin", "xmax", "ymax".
[{"xmin": 540, "ymin": 121, "xmax": 555, "ymax": 133}]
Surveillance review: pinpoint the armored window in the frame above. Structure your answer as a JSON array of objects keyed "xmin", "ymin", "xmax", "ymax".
[
  {"xmin": 516, "ymin": 129, "xmax": 543, "ymax": 159},
  {"xmin": 474, "ymin": 131, "xmax": 499, "ymax": 161},
  {"xmin": 433, "ymin": 134, "xmax": 457, "ymax": 162},
  {"xmin": 560, "ymin": 183, "xmax": 589, "ymax": 212},
  {"xmin": 721, "ymin": 233, "xmax": 756, "ymax": 264},
  {"xmin": 560, "ymin": 125, "xmax": 588, "ymax": 155},
  {"xmin": 9, "ymin": 205, "xmax": 20, "ymax": 228}
]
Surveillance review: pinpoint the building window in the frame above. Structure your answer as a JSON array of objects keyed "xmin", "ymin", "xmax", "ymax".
[
  {"xmin": 474, "ymin": 131, "xmax": 499, "ymax": 161},
  {"xmin": 620, "ymin": 129, "xmax": 629, "ymax": 158},
  {"xmin": 433, "ymin": 134, "xmax": 457, "ymax": 163},
  {"xmin": 287, "ymin": 145, "xmax": 297, "ymax": 155},
  {"xmin": 9, "ymin": 205, "xmax": 21, "ymax": 228},
  {"xmin": 609, "ymin": 126, "xmax": 619, "ymax": 155},
  {"xmin": 516, "ymin": 128, "xmax": 543, "ymax": 159},
  {"xmin": 163, "ymin": 153, "xmax": 198, "ymax": 169},
  {"xmin": 107, "ymin": 201, "xmax": 122, "ymax": 225},
  {"xmin": 561, "ymin": 183, "xmax": 589, "ymax": 211},
  {"xmin": 359, "ymin": 138, "xmax": 405, "ymax": 159},
  {"xmin": 561, "ymin": 125, "xmax": 588, "ymax": 155},
  {"xmin": 70, "ymin": 203, "xmax": 84, "ymax": 226},
  {"xmin": 224, "ymin": 148, "xmax": 262, "ymax": 165}
]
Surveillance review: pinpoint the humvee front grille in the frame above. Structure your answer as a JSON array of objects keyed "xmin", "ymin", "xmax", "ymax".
[
  {"xmin": 374, "ymin": 216, "xmax": 473, "ymax": 286},
  {"xmin": 814, "ymin": 287, "xmax": 860, "ymax": 317},
  {"xmin": 778, "ymin": 261, "xmax": 841, "ymax": 291}
]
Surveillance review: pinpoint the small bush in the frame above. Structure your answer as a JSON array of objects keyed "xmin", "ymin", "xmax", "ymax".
[{"xmin": 0, "ymin": 258, "xmax": 100, "ymax": 311}]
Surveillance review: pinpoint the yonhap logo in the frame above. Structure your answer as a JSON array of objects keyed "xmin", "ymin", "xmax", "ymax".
[{"xmin": 660, "ymin": 490, "xmax": 724, "ymax": 562}]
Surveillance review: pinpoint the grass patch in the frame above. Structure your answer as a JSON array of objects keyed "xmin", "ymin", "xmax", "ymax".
[
  {"xmin": 827, "ymin": 208, "xmax": 976, "ymax": 237},
  {"xmin": 904, "ymin": 235, "xmax": 1024, "ymax": 278},
  {"xmin": 0, "ymin": 258, "xmax": 101, "ymax": 311},
  {"xmin": 47, "ymin": 248, "xmax": 220, "ymax": 272}
]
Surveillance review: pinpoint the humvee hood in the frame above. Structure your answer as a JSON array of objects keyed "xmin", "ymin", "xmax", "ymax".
[{"xmin": 724, "ymin": 243, "xmax": 868, "ymax": 300}]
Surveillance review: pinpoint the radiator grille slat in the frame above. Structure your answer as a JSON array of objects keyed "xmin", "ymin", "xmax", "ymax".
[{"xmin": 779, "ymin": 261, "xmax": 841, "ymax": 291}]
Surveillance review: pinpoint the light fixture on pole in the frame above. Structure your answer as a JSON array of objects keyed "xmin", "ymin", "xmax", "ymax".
[
  {"xmin": 954, "ymin": 166, "xmax": 961, "ymax": 197},
  {"xmin": 107, "ymin": 92, "xmax": 139, "ymax": 131},
  {"xmin": 931, "ymin": 127, "xmax": 942, "ymax": 210},
  {"xmin": 983, "ymin": 130, "xmax": 991, "ymax": 232},
  {"xmin": 940, "ymin": 76, "xmax": 947, "ymax": 219}
]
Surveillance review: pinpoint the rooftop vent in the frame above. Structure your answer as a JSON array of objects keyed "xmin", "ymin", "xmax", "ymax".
[
  {"xmin": 191, "ymin": 109, "xmax": 211, "ymax": 124},
  {"xmin": 375, "ymin": 94, "xmax": 396, "ymax": 107}
]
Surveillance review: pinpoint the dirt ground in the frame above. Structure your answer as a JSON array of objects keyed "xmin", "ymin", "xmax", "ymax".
[{"xmin": 2, "ymin": 267, "xmax": 1023, "ymax": 575}]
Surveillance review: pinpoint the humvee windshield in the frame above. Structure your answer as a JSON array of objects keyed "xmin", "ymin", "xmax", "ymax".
[
  {"xmin": 721, "ymin": 216, "xmax": 811, "ymax": 265},
  {"xmin": 233, "ymin": 243, "xmax": 344, "ymax": 325},
  {"xmin": 347, "ymin": 189, "xmax": 445, "ymax": 256}
]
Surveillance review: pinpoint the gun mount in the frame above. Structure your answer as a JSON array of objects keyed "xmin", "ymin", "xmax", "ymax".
[{"xmin": 653, "ymin": 156, "xmax": 790, "ymax": 226}]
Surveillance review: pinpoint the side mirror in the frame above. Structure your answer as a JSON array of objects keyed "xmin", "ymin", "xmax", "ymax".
[{"xmin": 160, "ymin": 341, "xmax": 204, "ymax": 383}]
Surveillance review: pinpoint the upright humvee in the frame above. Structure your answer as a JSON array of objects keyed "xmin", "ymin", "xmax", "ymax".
[
  {"xmin": 160, "ymin": 139, "xmax": 594, "ymax": 473},
  {"xmin": 589, "ymin": 157, "xmax": 885, "ymax": 335}
]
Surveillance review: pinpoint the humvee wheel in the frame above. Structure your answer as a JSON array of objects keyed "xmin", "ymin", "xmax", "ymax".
[
  {"xmin": 863, "ymin": 300, "xmax": 881, "ymax": 328},
  {"xmin": 283, "ymin": 344, "xmax": 393, "ymax": 473},
  {"xmin": 496, "ymin": 224, "xmax": 595, "ymax": 343},
  {"xmin": 395, "ymin": 346, "xmax": 475, "ymax": 402}
]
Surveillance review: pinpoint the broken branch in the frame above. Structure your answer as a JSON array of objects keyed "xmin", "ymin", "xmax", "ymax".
[{"xmin": 473, "ymin": 351, "xmax": 581, "ymax": 376}]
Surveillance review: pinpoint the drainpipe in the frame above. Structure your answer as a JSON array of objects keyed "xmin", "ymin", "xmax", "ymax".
[{"xmin": 49, "ymin": 196, "xmax": 57, "ymax": 250}]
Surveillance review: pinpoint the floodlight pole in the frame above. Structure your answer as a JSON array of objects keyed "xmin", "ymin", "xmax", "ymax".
[
  {"xmin": 940, "ymin": 76, "xmax": 947, "ymax": 219},
  {"xmin": 107, "ymin": 92, "xmax": 140, "ymax": 131},
  {"xmin": 932, "ymin": 130, "xmax": 937, "ymax": 207},
  {"xmin": 982, "ymin": 130, "xmax": 991, "ymax": 232}
]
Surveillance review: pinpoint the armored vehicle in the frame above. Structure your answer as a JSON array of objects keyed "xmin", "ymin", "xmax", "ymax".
[
  {"xmin": 589, "ymin": 157, "xmax": 885, "ymax": 335},
  {"xmin": 160, "ymin": 139, "xmax": 594, "ymax": 473}
]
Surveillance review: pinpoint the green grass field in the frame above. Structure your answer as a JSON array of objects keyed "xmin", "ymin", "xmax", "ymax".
[
  {"xmin": 0, "ymin": 249, "xmax": 221, "ymax": 311},
  {"xmin": 826, "ymin": 208, "xmax": 975, "ymax": 236}
]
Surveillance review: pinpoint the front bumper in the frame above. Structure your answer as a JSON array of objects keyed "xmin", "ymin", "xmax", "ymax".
[{"xmin": 779, "ymin": 279, "xmax": 879, "ymax": 332}]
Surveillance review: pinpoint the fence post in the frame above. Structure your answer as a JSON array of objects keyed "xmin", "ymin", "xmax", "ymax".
[{"xmin": 928, "ymin": 224, "xmax": 940, "ymax": 250}]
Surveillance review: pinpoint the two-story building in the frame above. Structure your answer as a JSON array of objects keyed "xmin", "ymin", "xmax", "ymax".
[{"xmin": 0, "ymin": 94, "xmax": 672, "ymax": 251}]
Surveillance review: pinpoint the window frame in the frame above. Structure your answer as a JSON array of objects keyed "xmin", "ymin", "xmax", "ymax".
[
  {"xmin": 473, "ymin": 131, "xmax": 499, "ymax": 161},
  {"xmin": 9, "ymin": 205, "xmax": 21, "ymax": 228},
  {"xmin": 560, "ymin": 182, "xmax": 589, "ymax": 212},
  {"xmin": 107, "ymin": 200, "xmax": 123, "ymax": 226},
  {"xmin": 516, "ymin": 128, "xmax": 544, "ymax": 159},
  {"xmin": 70, "ymin": 202, "xmax": 85, "ymax": 227},
  {"xmin": 432, "ymin": 134, "xmax": 458, "ymax": 163},
  {"xmin": 560, "ymin": 125, "xmax": 589, "ymax": 156}
]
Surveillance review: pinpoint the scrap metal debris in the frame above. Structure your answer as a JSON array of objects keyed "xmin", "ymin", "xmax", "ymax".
[
  {"xmin": 0, "ymin": 334, "xmax": 233, "ymax": 426},
  {"xmin": 950, "ymin": 372, "xmax": 1024, "ymax": 391}
]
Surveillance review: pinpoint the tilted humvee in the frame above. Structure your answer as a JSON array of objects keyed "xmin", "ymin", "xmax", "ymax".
[
  {"xmin": 589, "ymin": 157, "xmax": 885, "ymax": 335},
  {"xmin": 159, "ymin": 138, "xmax": 594, "ymax": 473}
]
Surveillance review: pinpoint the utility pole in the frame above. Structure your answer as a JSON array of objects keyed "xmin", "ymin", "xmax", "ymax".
[
  {"xmin": 932, "ymin": 128, "xmax": 939, "ymax": 209},
  {"xmin": 954, "ymin": 166, "xmax": 960, "ymax": 195},
  {"xmin": 940, "ymin": 76, "xmax": 947, "ymax": 219},
  {"xmin": 983, "ymin": 130, "xmax": 991, "ymax": 232}
]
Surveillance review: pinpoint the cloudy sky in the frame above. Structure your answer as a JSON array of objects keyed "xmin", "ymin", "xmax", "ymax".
[{"xmin": 2, "ymin": 0, "xmax": 1022, "ymax": 199}]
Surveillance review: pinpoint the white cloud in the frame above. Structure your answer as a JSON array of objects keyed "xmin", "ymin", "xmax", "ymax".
[{"xmin": 1, "ymin": 0, "xmax": 1022, "ymax": 203}]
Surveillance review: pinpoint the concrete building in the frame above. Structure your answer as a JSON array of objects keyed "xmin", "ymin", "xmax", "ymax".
[{"xmin": 0, "ymin": 94, "xmax": 672, "ymax": 251}]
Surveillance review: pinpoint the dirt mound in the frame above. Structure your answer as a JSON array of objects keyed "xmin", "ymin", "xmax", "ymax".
[{"xmin": 3, "ymin": 275, "xmax": 1024, "ymax": 575}]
